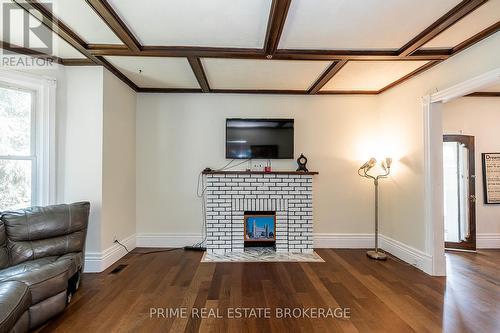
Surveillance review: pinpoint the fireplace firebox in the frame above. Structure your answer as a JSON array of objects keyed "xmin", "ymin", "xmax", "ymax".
[{"xmin": 244, "ymin": 211, "xmax": 276, "ymax": 248}]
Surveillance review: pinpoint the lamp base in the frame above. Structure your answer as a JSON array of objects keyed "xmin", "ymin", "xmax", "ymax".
[{"xmin": 366, "ymin": 250, "xmax": 387, "ymax": 260}]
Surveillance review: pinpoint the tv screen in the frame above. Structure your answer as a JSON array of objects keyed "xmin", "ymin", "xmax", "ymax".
[{"xmin": 226, "ymin": 119, "xmax": 294, "ymax": 159}]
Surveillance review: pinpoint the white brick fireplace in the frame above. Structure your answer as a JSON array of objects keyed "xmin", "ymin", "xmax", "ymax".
[{"xmin": 204, "ymin": 171, "xmax": 317, "ymax": 254}]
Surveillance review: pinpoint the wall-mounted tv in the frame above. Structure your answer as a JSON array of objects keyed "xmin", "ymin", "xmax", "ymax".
[{"xmin": 226, "ymin": 118, "xmax": 294, "ymax": 159}]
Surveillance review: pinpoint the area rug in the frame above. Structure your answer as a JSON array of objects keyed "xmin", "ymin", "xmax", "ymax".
[{"xmin": 201, "ymin": 247, "xmax": 324, "ymax": 263}]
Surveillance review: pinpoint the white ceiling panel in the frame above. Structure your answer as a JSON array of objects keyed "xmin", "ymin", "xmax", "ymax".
[
  {"xmin": 107, "ymin": 0, "xmax": 272, "ymax": 47},
  {"xmin": 279, "ymin": 0, "xmax": 461, "ymax": 50},
  {"xmin": 482, "ymin": 82, "xmax": 500, "ymax": 92},
  {"xmin": 52, "ymin": 36, "xmax": 87, "ymax": 58},
  {"xmin": 49, "ymin": 0, "xmax": 123, "ymax": 44},
  {"xmin": 321, "ymin": 61, "xmax": 429, "ymax": 91},
  {"xmin": 423, "ymin": 0, "xmax": 500, "ymax": 49},
  {"xmin": 0, "ymin": 1, "xmax": 86, "ymax": 58},
  {"xmin": 202, "ymin": 59, "xmax": 331, "ymax": 90},
  {"xmin": 104, "ymin": 56, "xmax": 200, "ymax": 88}
]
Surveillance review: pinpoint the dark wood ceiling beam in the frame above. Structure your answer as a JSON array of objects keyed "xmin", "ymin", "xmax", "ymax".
[
  {"xmin": 308, "ymin": 60, "xmax": 348, "ymax": 94},
  {"xmin": 85, "ymin": 0, "xmax": 141, "ymax": 52},
  {"xmin": 87, "ymin": 44, "xmax": 129, "ymax": 51},
  {"xmin": 274, "ymin": 49, "xmax": 450, "ymax": 61},
  {"xmin": 187, "ymin": 57, "xmax": 210, "ymax": 93},
  {"xmin": 12, "ymin": 0, "xmax": 138, "ymax": 91},
  {"xmin": 212, "ymin": 89, "xmax": 306, "ymax": 95},
  {"xmin": 87, "ymin": 46, "xmax": 451, "ymax": 61},
  {"xmin": 138, "ymin": 88, "xmax": 203, "ymax": 93},
  {"xmin": 138, "ymin": 88, "xmax": 382, "ymax": 95},
  {"xmin": 61, "ymin": 58, "xmax": 96, "ymax": 66},
  {"xmin": 89, "ymin": 46, "xmax": 266, "ymax": 59},
  {"xmin": 317, "ymin": 90, "xmax": 379, "ymax": 95},
  {"xmin": 398, "ymin": 0, "xmax": 487, "ymax": 56},
  {"xmin": 0, "ymin": 41, "xmax": 63, "ymax": 64},
  {"xmin": 466, "ymin": 92, "xmax": 500, "ymax": 97},
  {"xmin": 411, "ymin": 48, "xmax": 453, "ymax": 57},
  {"xmin": 264, "ymin": 0, "xmax": 292, "ymax": 56}
]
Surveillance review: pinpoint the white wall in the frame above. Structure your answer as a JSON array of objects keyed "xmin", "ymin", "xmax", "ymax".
[
  {"xmin": 442, "ymin": 97, "xmax": 500, "ymax": 245},
  {"xmin": 58, "ymin": 66, "xmax": 104, "ymax": 253},
  {"xmin": 136, "ymin": 94, "xmax": 379, "ymax": 239},
  {"xmin": 378, "ymin": 33, "xmax": 500, "ymax": 253},
  {"xmin": 56, "ymin": 66, "xmax": 136, "ymax": 260},
  {"xmin": 101, "ymin": 69, "xmax": 136, "ymax": 250}
]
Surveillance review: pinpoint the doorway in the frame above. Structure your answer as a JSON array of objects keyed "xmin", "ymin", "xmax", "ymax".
[
  {"xmin": 423, "ymin": 68, "xmax": 500, "ymax": 275},
  {"xmin": 443, "ymin": 135, "xmax": 476, "ymax": 251}
]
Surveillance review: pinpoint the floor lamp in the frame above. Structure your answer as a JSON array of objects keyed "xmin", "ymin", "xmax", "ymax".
[{"xmin": 358, "ymin": 157, "xmax": 392, "ymax": 260}]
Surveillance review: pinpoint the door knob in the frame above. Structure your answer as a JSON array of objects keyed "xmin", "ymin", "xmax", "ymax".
[{"xmin": 470, "ymin": 194, "xmax": 476, "ymax": 203}]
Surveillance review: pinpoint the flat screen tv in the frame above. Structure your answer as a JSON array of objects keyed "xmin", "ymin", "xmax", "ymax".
[{"xmin": 226, "ymin": 118, "xmax": 294, "ymax": 159}]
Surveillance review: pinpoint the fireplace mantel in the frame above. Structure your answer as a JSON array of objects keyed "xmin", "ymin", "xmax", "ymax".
[{"xmin": 202, "ymin": 170, "xmax": 319, "ymax": 175}]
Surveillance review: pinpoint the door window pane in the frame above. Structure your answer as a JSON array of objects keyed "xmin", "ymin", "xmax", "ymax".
[
  {"xmin": 0, "ymin": 159, "xmax": 32, "ymax": 211},
  {"xmin": 0, "ymin": 86, "xmax": 32, "ymax": 156},
  {"xmin": 443, "ymin": 141, "xmax": 470, "ymax": 243}
]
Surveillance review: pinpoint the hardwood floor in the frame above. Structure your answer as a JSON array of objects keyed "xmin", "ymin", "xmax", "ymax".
[{"xmin": 35, "ymin": 249, "xmax": 500, "ymax": 333}]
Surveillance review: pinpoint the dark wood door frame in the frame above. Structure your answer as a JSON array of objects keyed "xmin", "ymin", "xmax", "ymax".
[{"xmin": 443, "ymin": 134, "xmax": 476, "ymax": 251}]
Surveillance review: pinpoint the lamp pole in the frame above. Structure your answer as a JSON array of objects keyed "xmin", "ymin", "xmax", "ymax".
[
  {"xmin": 374, "ymin": 178, "xmax": 379, "ymax": 254},
  {"xmin": 358, "ymin": 158, "xmax": 392, "ymax": 260}
]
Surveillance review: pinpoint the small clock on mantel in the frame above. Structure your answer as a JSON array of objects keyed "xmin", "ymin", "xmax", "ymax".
[{"xmin": 296, "ymin": 153, "xmax": 309, "ymax": 172}]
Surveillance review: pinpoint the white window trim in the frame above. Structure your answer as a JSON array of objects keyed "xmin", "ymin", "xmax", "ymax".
[{"xmin": 0, "ymin": 69, "xmax": 57, "ymax": 206}]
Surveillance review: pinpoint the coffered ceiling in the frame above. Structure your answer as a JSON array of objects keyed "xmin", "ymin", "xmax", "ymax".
[
  {"xmin": 279, "ymin": 0, "xmax": 462, "ymax": 49},
  {"xmin": 423, "ymin": 0, "xmax": 500, "ymax": 48},
  {"xmin": 107, "ymin": 0, "xmax": 272, "ymax": 48},
  {"xmin": 50, "ymin": 0, "xmax": 123, "ymax": 45},
  {"xmin": 320, "ymin": 61, "xmax": 430, "ymax": 92},
  {"xmin": 1, "ymin": 0, "xmax": 499, "ymax": 95},
  {"xmin": 104, "ymin": 56, "xmax": 199, "ymax": 88},
  {"xmin": 202, "ymin": 59, "xmax": 331, "ymax": 90}
]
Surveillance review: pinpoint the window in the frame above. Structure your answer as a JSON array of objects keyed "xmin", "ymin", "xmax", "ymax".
[
  {"xmin": 0, "ymin": 84, "xmax": 36, "ymax": 211},
  {"xmin": 0, "ymin": 70, "xmax": 56, "ymax": 212}
]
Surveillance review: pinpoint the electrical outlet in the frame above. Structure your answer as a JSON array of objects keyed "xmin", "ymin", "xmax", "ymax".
[{"xmin": 412, "ymin": 258, "xmax": 419, "ymax": 267}]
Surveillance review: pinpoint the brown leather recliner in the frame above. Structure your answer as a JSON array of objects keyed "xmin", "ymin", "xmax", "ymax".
[{"xmin": 0, "ymin": 202, "xmax": 89, "ymax": 332}]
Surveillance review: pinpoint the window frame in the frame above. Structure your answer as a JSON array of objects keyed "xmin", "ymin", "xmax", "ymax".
[{"xmin": 0, "ymin": 69, "xmax": 56, "ymax": 209}]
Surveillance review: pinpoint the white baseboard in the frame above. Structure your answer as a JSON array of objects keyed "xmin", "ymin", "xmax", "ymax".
[
  {"xmin": 134, "ymin": 233, "xmax": 374, "ymax": 249},
  {"xmin": 477, "ymin": 233, "xmax": 500, "ymax": 249},
  {"xmin": 379, "ymin": 234, "xmax": 433, "ymax": 274},
  {"xmin": 84, "ymin": 233, "xmax": 433, "ymax": 275},
  {"xmin": 313, "ymin": 233, "xmax": 374, "ymax": 248},
  {"xmin": 136, "ymin": 233, "xmax": 202, "ymax": 247},
  {"xmin": 84, "ymin": 234, "xmax": 136, "ymax": 273},
  {"xmin": 313, "ymin": 233, "xmax": 433, "ymax": 274}
]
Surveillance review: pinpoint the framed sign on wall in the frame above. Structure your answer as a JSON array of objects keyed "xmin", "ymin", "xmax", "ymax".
[{"xmin": 482, "ymin": 153, "xmax": 500, "ymax": 204}]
